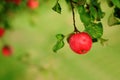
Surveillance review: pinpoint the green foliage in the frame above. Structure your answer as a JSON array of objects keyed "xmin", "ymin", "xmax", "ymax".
[
  {"xmin": 52, "ymin": 0, "xmax": 61, "ymax": 14},
  {"xmin": 77, "ymin": 5, "xmax": 91, "ymax": 26},
  {"xmin": 111, "ymin": 0, "xmax": 120, "ymax": 8},
  {"xmin": 77, "ymin": 0, "xmax": 104, "ymax": 40},
  {"xmin": 107, "ymin": 3, "xmax": 120, "ymax": 26},
  {"xmin": 108, "ymin": 13, "xmax": 120, "ymax": 26},
  {"xmin": 90, "ymin": 0, "xmax": 105, "ymax": 21},
  {"xmin": 99, "ymin": 38, "xmax": 108, "ymax": 46},
  {"xmin": 77, "ymin": 0, "xmax": 105, "ymax": 25},
  {"xmin": 52, "ymin": 0, "xmax": 120, "ymax": 52},
  {"xmin": 53, "ymin": 34, "xmax": 65, "ymax": 52},
  {"xmin": 0, "ymin": 1, "xmax": 120, "ymax": 80},
  {"xmin": 85, "ymin": 22, "xmax": 103, "ymax": 39}
]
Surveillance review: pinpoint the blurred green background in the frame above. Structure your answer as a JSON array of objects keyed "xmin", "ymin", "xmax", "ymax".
[{"xmin": 0, "ymin": 0, "xmax": 120, "ymax": 80}]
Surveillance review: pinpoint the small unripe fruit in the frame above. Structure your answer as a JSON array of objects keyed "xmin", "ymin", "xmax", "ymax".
[
  {"xmin": 0, "ymin": 27, "xmax": 5, "ymax": 38},
  {"xmin": 68, "ymin": 32, "xmax": 92, "ymax": 54},
  {"xmin": 27, "ymin": 0, "xmax": 39, "ymax": 9},
  {"xmin": 2, "ymin": 45, "xmax": 12, "ymax": 56}
]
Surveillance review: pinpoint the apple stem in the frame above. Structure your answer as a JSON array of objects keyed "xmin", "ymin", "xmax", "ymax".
[{"xmin": 70, "ymin": 0, "xmax": 79, "ymax": 32}]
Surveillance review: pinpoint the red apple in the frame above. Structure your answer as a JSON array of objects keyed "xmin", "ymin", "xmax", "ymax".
[
  {"xmin": 68, "ymin": 32, "xmax": 92, "ymax": 54},
  {"xmin": 27, "ymin": 0, "xmax": 39, "ymax": 9},
  {"xmin": 2, "ymin": 45, "xmax": 13, "ymax": 56}
]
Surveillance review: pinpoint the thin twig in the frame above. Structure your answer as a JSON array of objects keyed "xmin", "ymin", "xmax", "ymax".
[{"xmin": 70, "ymin": 0, "xmax": 79, "ymax": 32}]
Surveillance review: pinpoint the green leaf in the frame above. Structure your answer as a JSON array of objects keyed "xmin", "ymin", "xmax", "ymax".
[
  {"xmin": 52, "ymin": 1, "xmax": 61, "ymax": 14},
  {"xmin": 99, "ymin": 38, "xmax": 108, "ymax": 46},
  {"xmin": 108, "ymin": 13, "xmax": 120, "ymax": 26},
  {"xmin": 85, "ymin": 22, "xmax": 103, "ymax": 38},
  {"xmin": 90, "ymin": 0, "xmax": 98, "ymax": 6},
  {"xmin": 111, "ymin": 0, "xmax": 120, "ymax": 8},
  {"xmin": 90, "ymin": 1, "xmax": 105, "ymax": 21},
  {"xmin": 77, "ymin": 5, "xmax": 91, "ymax": 26},
  {"xmin": 53, "ymin": 41, "xmax": 64, "ymax": 53},
  {"xmin": 53, "ymin": 34, "xmax": 65, "ymax": 53},
  {"xmin": 97, "ymin": 8, "xmax": 105, "ymax": 19},
  {"xmin": 90, "ymin": 5, "xmax": 98, "ymax": 21},
  {"xmin": 56, "ymin": 34, "xmax": 64, "ymax": 40}
]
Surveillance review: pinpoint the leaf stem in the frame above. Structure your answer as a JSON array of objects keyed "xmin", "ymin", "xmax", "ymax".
[{"xmin": 70, "ymin": 0, "xmax": 79, "ymax": 32}]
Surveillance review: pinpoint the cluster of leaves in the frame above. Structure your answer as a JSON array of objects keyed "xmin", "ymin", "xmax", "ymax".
[
  {"xmin": 52, "ymin": 0, "xmax": 120, "ymax": 52},
  {"xmin": 107, "ymin": 0, "xmax": 120, "ymax": 26}
]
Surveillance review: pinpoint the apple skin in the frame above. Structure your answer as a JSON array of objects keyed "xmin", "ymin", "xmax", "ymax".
[
  {"xmin": 2, "ymin": 45, "xmax": 13, "ymax": 56},
  {"xmin": 68, "ymin": 32, "xmax": 92, "ymax": 54},
  {"xmin": 27, "ymin": 0, "xmax": 39, "ymax": 9}
]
